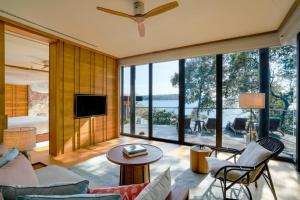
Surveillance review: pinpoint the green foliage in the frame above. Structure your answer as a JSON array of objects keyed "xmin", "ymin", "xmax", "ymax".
[
  {"xmin": 170, "ymin": 46, "xmax": 296, "ymax": 135},
  {"xmin": 223, "ymin": 50, "xmax": 259, "ymax": 105},
  {"xmin": 152, "ymin": 109, "xmax": 177, "ymax": 125},
  {"xmin": 171, "ymin": 56, "xmax": 216, "ymax": 118}
]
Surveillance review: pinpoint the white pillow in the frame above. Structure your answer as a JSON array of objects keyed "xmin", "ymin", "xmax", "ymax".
[
  {"xmin": 237, "ymin": 142, "xmax": 272, "ymax": 167},
  {"xmin": 135, "ymin": 168, "xmax": 171, "ymax": 200}
]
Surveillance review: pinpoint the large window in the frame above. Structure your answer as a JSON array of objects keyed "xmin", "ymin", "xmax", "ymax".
[
  {"xmin": 183, "ymin": 56, "xmax": 216, "ymax": 145},
  {"xmin": 122, "ymin": 67, "xmax": 131, "ymax": 134},
  {"xmin": 222, "ymin": 50, "xmax": 259, "ymax": 150},
  {"xmin": 152, "ymin": 61, "xmax": 179, "ymax": 141},
  {"xmin": 269, "ymin": 45, "xmax": 296, "ymax": 160},
  {"xmin": 135, "ymin": 65, "xmax": 149, "ymax": 137},
  {"xmin": 120, "ymin": 45, "xmax": 298, "ymax": 166}
]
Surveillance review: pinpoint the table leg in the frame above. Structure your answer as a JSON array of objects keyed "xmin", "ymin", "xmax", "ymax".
[{"xmin": 119, "ymin": 164, "xmax": 150, "ymax": 185}]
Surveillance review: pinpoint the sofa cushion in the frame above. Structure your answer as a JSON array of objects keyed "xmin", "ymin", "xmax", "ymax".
[
  {"xmin": 35, "ymin": 165, "xmax": 86, "ymax": 185},
  {"xmin": 88, "ymin": 183, "xmax": 148, "ymax": 200},
  {"xmin": 16, "ymin": 194, "xmax": 121, "ymax": 200},
  {"xmin": 0, "ymin": 148, "xmax": 19, "ymax": 167},
  {"xmin": 0, "ymin": 180, "xmax": 89, "ymax": 200},
  {"xmin": 0, "ymin": 144, "xmax": 8, "ymax": 156},
  {"xmin": 206, "ymin": 157, "xmax": 245, "ymax": 182},
  {"xmin": 0, "ymin": 153, "xmax": 39, "ymax": 185},
  {"xmin": 135, "ymin": 168, "xmax": 171, "ymax": 200}
]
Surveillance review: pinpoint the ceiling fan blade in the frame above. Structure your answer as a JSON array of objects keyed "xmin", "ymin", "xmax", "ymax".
[
  {"xmin": 96, "ymin": 7, "xmax": 134, "ymax": 19},
  {"xmin": 144, "ymin": 1, "xmax": 178, "ymax": 18},
  {"xmin": 138, "ymin": 23, "xmax": 145, "ymax": 37}
]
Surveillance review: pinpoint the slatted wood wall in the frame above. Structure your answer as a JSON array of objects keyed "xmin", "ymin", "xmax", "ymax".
[
  {"xmin": 49, "ymin": 41, "xmax": 119, "ymax": 156},
  {"xmin": 0, "ymin": 21, "xmax": 5, "ymax": 143},
  {"xmin": 5, "ymin": 84, "xmax": 28, "ymax": 117}
]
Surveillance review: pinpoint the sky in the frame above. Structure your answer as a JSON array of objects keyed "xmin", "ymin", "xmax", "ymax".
[{"xmin": 124, "ymin": 60, "xmax": 179, "ymax": 96}]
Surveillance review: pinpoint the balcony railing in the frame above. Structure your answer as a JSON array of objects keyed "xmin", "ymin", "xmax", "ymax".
[{"xmin": 123, "ymin": 106, "xmax": 296, "ymax": 160}]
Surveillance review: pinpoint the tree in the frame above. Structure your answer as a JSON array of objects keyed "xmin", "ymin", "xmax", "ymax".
[
  {"xmin": 223, "ymin": 51, "xmax": 259, "ymax": 106},
  {"xmin": 169, "ymin": 46, "xmax": 296, "ymax": 135},
  {"xmin": 269, "ymin": 45, "xmax": 296, "ymax": 134},
  {"xmin": 170, "ymin": 56, "xmax": 216, "ymax": 119}
]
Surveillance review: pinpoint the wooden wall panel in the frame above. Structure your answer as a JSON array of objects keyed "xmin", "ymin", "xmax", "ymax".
[
  {"xmin": 14, "ymin": 85, "xmax": 28, "ymax": 116},
  {"xmin": 106, "ymin": 57, "xmax": 118, "ymax": 140},
  {"xmin": 0, "ymin": 21, "xmax": 5, "ymax": 143},
  {"xmin": 5, "ymin": 84, "xmax": 28, "ymax": 117},
  {"xmin": 63, "ymin": 43, "xmax": 75, "ymax": 152},
  {"xmin": 79, "ymin": 48, "xmax": 91, "ymax": 148},
  {"xmin": 94, "ymin": 53, "xmax": 105, "ymax": 143},
  {"xmin": 5, "ymin": 84, "xmax": 13, "ymax": 116},
  {"xmin": 50, "ymin": 41, "xmax": 119, "ymax": 156}
]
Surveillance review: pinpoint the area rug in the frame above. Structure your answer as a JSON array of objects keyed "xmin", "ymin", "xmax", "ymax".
[{"xmin": 70, "ymin": 152, "xmax": 251, "ymax": 200}]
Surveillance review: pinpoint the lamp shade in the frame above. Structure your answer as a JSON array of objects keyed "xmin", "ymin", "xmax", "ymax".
[{"xmin": 239, "ymin": 93, "xmax": 265, "ymax": 109}]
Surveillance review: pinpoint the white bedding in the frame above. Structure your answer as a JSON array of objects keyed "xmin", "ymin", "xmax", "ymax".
[{"xmin": 8, "ymin": 116, "xmax": 49, "ymax": 134}]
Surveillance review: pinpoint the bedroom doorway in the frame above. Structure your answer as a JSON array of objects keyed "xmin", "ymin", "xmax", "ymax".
[{"xmin": 4, "ymin": 26, "xmax": 50, "ymax": 150}]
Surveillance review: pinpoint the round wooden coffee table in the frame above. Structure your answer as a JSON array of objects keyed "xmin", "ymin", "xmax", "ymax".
[{"xmin": 106, "ymin": 144, "xmax": 163, "ymax": 185}]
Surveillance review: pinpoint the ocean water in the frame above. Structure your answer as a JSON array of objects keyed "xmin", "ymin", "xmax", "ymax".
[{"xmin": 136, "ymin": 100, "xmax": 248, "ymax": 126}]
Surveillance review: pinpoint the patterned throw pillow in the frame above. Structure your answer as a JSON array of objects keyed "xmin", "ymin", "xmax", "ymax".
[{"xmin": 87, "ymin": 183, "xmax": 148, "ymax": 200}]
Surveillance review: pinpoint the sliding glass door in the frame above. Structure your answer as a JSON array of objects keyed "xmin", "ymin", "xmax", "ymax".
[
  {"xmin": 122, "ymin": 67, "xmax": 131, "ymax": 134},
  {"xmin": 120, "ymin": 44, "xmax": 299, "ymax": 166},
  {"xmin": 184, "ymin": 56, "xmax": 216, "ymax": 146},
  {"xmin": 135, "ymin": 65, "xmax": 149, "ymax": 137},
  {"xmin": 222, "ymin": 50, "xmax": 259, "ymax": 150},
  {"xmin": 152, "ymin": 61, "xmax": 179, "ymax": 141},
  {"xmin": 269, "ymin": 45, "xmax": 297, "ymax": 160}
]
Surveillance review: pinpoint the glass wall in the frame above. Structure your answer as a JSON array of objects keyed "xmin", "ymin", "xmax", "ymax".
[
  {"xmin": 120, "ymin": 45, "xmax": 298, "ymax": 165},
  {"xmin": 222, "ymin": 50, "xmax": 259, "ymax": 150},
  {"xmin": 135, "ymin": 65, "xmax": 149, "ymax": 137},
  {"xmin": 152, "ymin": 61, "xmax": 179, "ymax": 141},
  {"xmin": 184, "ymin": 56, "xmax": 216, "ymax": 145},
  {"xmin": 269, "ymin": 45, "xmax": 297, "ymax": 160},
  {"xmin": 122, "ymin": 67, "xmax": 131, "ymax": 134}
]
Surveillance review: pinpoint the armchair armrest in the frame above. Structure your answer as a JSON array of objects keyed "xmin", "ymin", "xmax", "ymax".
[{"xmin": 166, "ymin": 186, "xmax": 189, "ymax": 200}]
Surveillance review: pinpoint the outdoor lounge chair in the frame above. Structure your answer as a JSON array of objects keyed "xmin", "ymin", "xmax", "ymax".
[
  {"xmin": 206, "ymin": 137, "xmax": 284, "ymax": 200},
  {"xmin": 184, "ymin": 118, "xmax": 193, "ymax": 134},
  {"xmin": 269, "ymin": 118, "xmax": 285, "ymax": 136},
  {"xmin": 226, "ymin": 118, "xmax": 248, "ymax": 135},
  {"xmin": 203, "ymin": 118, "xmax": 216, "ymax": 134}
]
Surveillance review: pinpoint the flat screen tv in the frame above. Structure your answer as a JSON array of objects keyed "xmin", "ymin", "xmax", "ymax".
[{"xmin": 74, "ymin": 94, "xmax": 106, "ymax": 118}]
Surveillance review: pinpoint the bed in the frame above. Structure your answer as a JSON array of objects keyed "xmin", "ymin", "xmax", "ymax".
[{"xmin": 8, "ymin": 116, "xmax": 49, "ymax": 134}]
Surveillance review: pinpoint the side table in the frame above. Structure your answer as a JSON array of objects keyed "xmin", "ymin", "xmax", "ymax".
[{"xmin": 190, "ymin": 145, "xmax": 212, "ymax": 174}]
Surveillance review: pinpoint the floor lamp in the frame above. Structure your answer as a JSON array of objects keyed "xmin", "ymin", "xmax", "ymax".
[{"xmin": 239, "ymin": 93, "xmax": 265, "ymax": 141}]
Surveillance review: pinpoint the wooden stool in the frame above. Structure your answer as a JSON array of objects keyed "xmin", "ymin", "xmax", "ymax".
[{"xmin": 190, "ymin": 145, "xmax": 212, "ymax": 174}]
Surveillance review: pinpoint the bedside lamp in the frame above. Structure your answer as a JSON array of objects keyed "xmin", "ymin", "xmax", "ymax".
[{"xmin": 239, "ymin": 93, "xmax": 265, "ymax": 141}]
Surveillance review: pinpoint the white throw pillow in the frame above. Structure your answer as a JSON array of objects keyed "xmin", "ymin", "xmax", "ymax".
[
  {"xmin": 237, "ymin": 142, "xmax": 272, "ymax": 167},
  {"xmin": 135, "ymin": 168, "xmax": 171, "ymax": 200}
]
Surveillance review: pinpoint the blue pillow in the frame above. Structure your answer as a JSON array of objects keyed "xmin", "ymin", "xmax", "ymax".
[
  {"xmin": 0, "ymin": 148, "xmax": 19, "ymax": 167},
  {"xmin": 17, "ymin": 194, "xmax": 121, "ymax": 200},
  {"xmin": 0, "ymin": 180, "xmax": 89, "ymax": 200}
]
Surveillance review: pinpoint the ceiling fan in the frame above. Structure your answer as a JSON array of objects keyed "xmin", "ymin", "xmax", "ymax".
[
  {"xmin": 32, "ymin": 60, "xmax": 49, "ymax": 71},
  {"xmin": 96, "ymin": 1, "xmax": 179, "ymax": 37}
]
